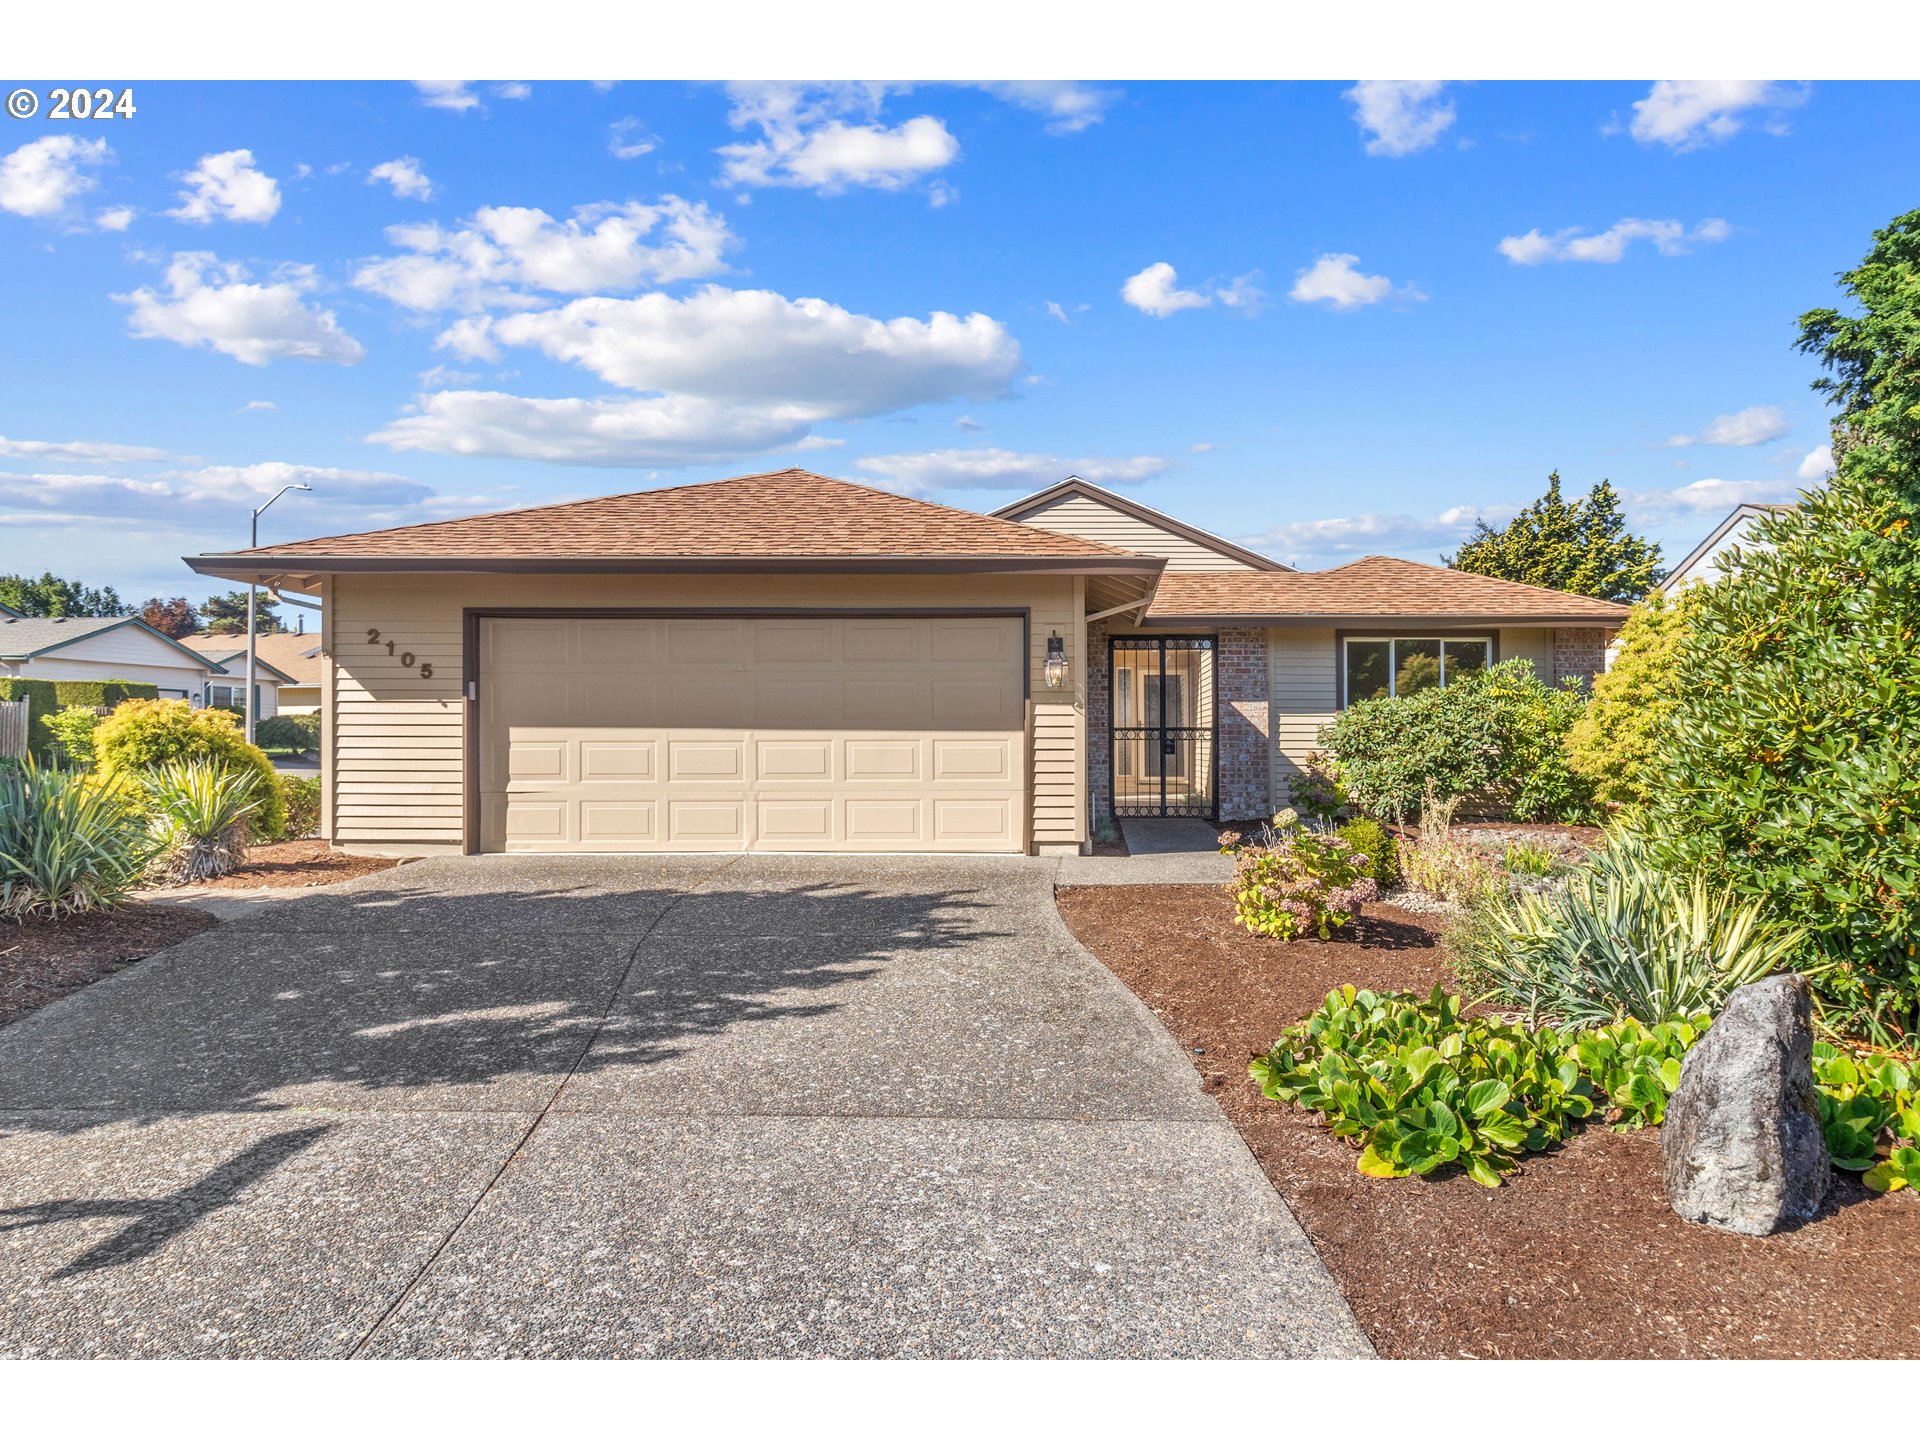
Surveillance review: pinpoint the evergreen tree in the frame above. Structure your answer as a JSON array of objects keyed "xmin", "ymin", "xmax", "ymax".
[
  {"xmin": 0, "ymin": 571, "xmax": 128, "ymax": 617},
  {"xmin": 1448, "ymin": 473, "xmax": 1663, "ymax": 603},
  {"xmin": 1650, "ymin": 208, "xmax": 1920, "ymax": 1043},
  {"xmin": 199, "ymin": 590, "xmax": 284, "ymax": 636}
]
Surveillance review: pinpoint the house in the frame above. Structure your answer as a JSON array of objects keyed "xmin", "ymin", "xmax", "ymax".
[
  {"xmin": 0, "ymin": 613, "xmax": 224, "ymax": 702},
  {"xmin": 186, "ymin": 469, "xmax": 1628, "ymax": 856},
  {"xmin": 1660, "ymin": 502, "xmax": 1795, "ymax": 592},
  {"xmin": 176, "ymin": 634, "xmax": 307, "ymax": 719}
]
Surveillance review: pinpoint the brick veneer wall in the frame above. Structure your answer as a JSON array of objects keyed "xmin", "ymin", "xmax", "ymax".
[
  {"xmin": 1552, "ymin": 627, "xmax": 1610, "ymax": 688},
  {"xmin": 1216, "ymin": 626, "xmax": 1272, "ymax": 820},
  {"xmin": 1086, "ymin": 619, "xmax": 1114, "ymax": 825}
]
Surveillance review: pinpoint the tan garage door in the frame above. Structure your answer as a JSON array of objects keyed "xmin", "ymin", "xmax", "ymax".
[{"xmin": 478, "ymin": 615, "xmax": 1028, "ymax": 853}]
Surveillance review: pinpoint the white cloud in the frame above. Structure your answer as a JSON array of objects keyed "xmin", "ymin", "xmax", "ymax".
[
  {"xmin": 974, "ymin": 82, "xmax": 1117, "ymax": 134},
  {"xmin": 0, "ymin": 135, "xmax": 111, "ymax": 219},
  {"xmin": 414, "ymin": 81, "xmax": 481, "ymax": 111},
  {"xmin": 1626, "ymin": 81, "xmax": 1806, "ymax": 151},
  {"xmin": 494, "ymin": 82, "xmax": 531, "ymax": 101},
  {"xmin": 609, "ymin": 118, "xmax": 658, "ymax": 160},
  {"xmin": 794, "ymin": 434, "xmax": 844, "ymax": 451},
  {"xmin": 718, "ymin": 83, "xmax": 960, "ymax": 194},
  {"xmin": 1499, "ymin": 217, "xmax": 1730, "ymax": 265},
  {"xmin": 1797, "ymin": 443, "xmax": 1834, "ymax": 481},
  {"xmin": 1216, "ymin": 272, "xmax": 1268, "ymax": 314},
  {"xmin": 116, "ymin": 251, "xmax": 366, "ymax": 367},
  {"xmin": 1189, "ymin": 442, "xmax": 1215, "ymax": 453},
  {"xmin": 0, "ymin": 461, "xmax": 429, "ymax": 529},
  {"xmin": 853, "ymin": 448, "xmax": 1170, "ymax": 496},
  {"xmin": 375, "ymin": 286, "xmax": 1021, "ymax": 467},
  {"xmin": 1288, "ymin": 253, "xmax": 1423, "ymax": 311},
  {"xmin": 237, "ymin": 399, "xmax": 277, "ymax": 413},
  {"xmin": 1240, "ymin": 503, "xmax": 1511, "ymax": 568},
  {"xmin": 1627, "ymin": 476, "xmax": 1804, "ymax": 519},
  {"xmin": 353, "ymin": 197, "xmax": 735, "ymax": 311},
  {"xmin": 1121, "ymin": 262, "xmax": 1213, "ymax": 317},
  {"xmin": 1665, "ymin": 404, "xmax": 1789, "ymax": 448},
  {"xmin": 95, "ymin": 205, "xmax": 136, "ymax": 231},
  {"xmin": 1344, "ymin": 81, "xmax": 1456, "ymax": 157},
  {"xmin": 167, "ymin": 149, "xmax": 281, "ymax": 225},
  {"xmin": 954, "ymin": 415, "xmax": 986, "ymax": 432},
  {"xmin": 0, "ymin": 434, "xmax": 169, "ymax": 463},
  {"xmin": 368, "ymin": 156, "xmax": 434, "ymax": 200}
]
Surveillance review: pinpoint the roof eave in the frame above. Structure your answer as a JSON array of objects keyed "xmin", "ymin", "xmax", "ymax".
[
  {"xmin": 1141, "ymin": 611, "xmax": 1627, "ymax": 627},
  {"xmin": 991, "ymin": 477, "xmax": 1290, "ymax": 572},
  {"xmin": 186, "ymin": 553, "xmax": 1167, "ymax": 581}
]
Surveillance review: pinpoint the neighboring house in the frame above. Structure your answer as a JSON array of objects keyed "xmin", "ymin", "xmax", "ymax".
[
  {"xmin": 0, "ymin": 614, "xmax": 222, "ymax": 702},
  {"xmin": 1660, "ymin": 503, "xmax": 1796, "ymax": 592},
  {"xmin": 176, "ymin": 634, "xmax": 305, "ymax": 720},
  {"xmin": 187, "ymin": 469, "xmax": 1628, "ymax": 856},
  {"xmin": 254, "ymin": 631, "xmax": 325, "ymax": 713}
]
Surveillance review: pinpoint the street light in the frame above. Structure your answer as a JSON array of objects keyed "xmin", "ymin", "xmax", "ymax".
[{"xmin": 245, "ymin": 483, "xmax": 310, "ymax": 744}]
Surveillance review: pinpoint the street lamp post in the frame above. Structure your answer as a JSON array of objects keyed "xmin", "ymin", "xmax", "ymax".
[{"xmin": 246, "ymin": 483, "xmax": 310, "ymax": 744}]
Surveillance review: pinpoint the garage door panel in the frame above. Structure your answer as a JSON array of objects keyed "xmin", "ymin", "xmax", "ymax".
[{"xmin": 480, "ymin": 615, "xmax": 1025, "ymax": 853}]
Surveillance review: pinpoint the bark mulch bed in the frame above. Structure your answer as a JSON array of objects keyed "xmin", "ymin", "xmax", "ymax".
[
  {"xmin": 1, "ymin": 904, "xmax": 215, "ymax": 1029},
  {"xmin": 174, "ymin": 840, "xmax": 408, "ymax": 890},
  {"xmin": 1058, "ymin": 882, "xmax": 1920, "ymax": 1359}
]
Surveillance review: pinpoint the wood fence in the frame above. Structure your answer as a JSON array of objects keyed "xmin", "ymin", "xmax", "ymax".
[{"xmin": 0, "ymin": 697, "xmax": 27, "ymax": 760}]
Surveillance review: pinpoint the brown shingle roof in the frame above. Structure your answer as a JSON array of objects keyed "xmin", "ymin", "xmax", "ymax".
[
  {"xmin": 178, "ymin": 631, "xmax": 324, "ymax": 684},
  {"xmin": 188, "ymin": 470, "xmax": 1159, "ymax": 577},
  {"xmin": 1145, "ymin": 556, "xmax": 1631, "ymax": 625}
]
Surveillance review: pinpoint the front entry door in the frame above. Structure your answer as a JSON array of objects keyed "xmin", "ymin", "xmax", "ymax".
[{"xmin": 1110, "ymin": 636, "xmax": 1216, "ymax": 818}]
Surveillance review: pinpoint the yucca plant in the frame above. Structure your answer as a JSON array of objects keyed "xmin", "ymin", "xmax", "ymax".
[
  {"xmin": 141, "ymin": 757, "xmax": 263, "ymax": 884},
  {"xmin": 1464, "ymin": 831, "xmax": 1806, "ymax": 1030},
  {"xmin": 0, "ymin": 759, "xmax": 156, "ymax": 918}
]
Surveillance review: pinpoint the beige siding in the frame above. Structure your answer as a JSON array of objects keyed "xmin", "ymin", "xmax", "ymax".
[
  {"xmin": 1269, "ymin": 627, "xmax": 1338, "ymax": 808},
  {"xmin": 328, "ymin": 572, "xmax": 1081, "ymax": 854},
  {"xmin": 1499, "ymin": 627, "xmax": 1555, "ymax": 682},
  {"xmin": 11, "ymin": 624, "xmax": 213, "ymax": 700},
  {"xmin": 1015, "ymin": 493, "xmax": 1261, "ymax": 572}
]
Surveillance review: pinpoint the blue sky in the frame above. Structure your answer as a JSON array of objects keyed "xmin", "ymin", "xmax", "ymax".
[{"xmin": 1, "ymin": 78, "xmax": 1911, "ymax": 602}]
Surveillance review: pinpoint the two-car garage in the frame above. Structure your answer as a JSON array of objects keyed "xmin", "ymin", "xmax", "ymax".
[{"xmin": 476, "ymin": 613, "xmax": 1030, "ymax": 854}]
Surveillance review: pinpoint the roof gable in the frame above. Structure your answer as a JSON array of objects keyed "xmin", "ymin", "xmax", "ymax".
[
  {"xmin": 177, "ymin": 632, "xmax": 308, "ymax": 684},
  {"xmin": 187, "ymin": 469, "xmax": 1162, "ymax": 580},
  {"xmin": 0, "ymin": 615, "xmax": 225, "ymax": 667},
  {"xmin": 992, "ymin": 477, "xmax": 1288, "ymax": 572},
  {"xmin": 1660, "ymin": 502, "xmax": 1795, "ymax": 592},
  {"xmin": 1145, "ymin": 555, "xmax": 1631, "ymax": 625}
]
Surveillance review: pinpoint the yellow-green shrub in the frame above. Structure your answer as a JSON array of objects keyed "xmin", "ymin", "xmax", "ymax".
[
  {"xmin": 1565, "ymin": 585, "xmax": 1706, "ymax": 807},
  {"xmin": 92, "ymin": 699, "xmax": 286, "ymax": 840}
]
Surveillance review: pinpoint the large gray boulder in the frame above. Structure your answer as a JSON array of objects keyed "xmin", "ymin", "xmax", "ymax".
[{"xmin": 1662, "ymin": 974, "xmax": 1830, "ymax": 1236}]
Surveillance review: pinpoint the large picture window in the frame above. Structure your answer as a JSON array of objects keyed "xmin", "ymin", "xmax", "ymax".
[{"xmin": 1342, "ymin": 636, "xmax": 1491, "ymax": 705}]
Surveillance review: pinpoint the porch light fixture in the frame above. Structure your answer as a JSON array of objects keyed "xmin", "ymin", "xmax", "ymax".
[{"xmin": 1044, "ymin": 632, "xmax": 1068, "ymax": 689}]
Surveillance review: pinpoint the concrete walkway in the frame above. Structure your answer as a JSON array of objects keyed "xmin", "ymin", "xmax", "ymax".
[
  {"xmin": 1057, "ymin": 818, "xmax": 1236, "ymax": 885},
  {"xmin": 0, "ymin": 855, "xmax": 1368, "ymax": 1358}
]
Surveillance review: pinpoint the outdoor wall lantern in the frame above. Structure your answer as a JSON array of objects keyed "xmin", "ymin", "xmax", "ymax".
[{"xmin": 1044, "ymin": 632, "xmax": 1068, "ymax": 689}]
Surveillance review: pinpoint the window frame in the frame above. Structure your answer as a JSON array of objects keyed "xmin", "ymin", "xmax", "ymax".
[{"xmin": 1337, "ymin": 631, "xmax": 1498, "ymax": 708}]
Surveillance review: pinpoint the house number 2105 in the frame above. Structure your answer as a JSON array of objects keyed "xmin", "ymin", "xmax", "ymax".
[{"xmin": 366, "ymin": 628, "xmax": 434, "ymax": 679}]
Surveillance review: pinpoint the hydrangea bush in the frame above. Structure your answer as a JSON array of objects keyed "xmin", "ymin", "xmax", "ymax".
[{"xmin": 1228, "ymin": 819, "xmax": 1380, "ymax": 941}]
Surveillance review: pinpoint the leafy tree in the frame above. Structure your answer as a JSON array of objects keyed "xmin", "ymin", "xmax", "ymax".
[
  {"xmin": 1564, "ymin": 585, "xmax": 1709, "ymax": 807},
  {"xmin": 1649, "ymin": 208, "xmax": 1920, "ymax": 1044},
  {"xmin": 199, "ymin": 589, "xmax": 284, "ymax": 636},
  {"xmin": 0, "ymin": 571, "xmax": 128, "ymax": 617},
  {"xmin": 138, "ymin": 595, "xmax": 201, "ymax": 638},
  {"xmin": 1448, "ymin": 473, "xmax": 1663, "ymax": 603}
]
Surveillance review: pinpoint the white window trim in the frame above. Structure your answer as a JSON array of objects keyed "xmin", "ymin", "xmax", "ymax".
[{"xmin": 1341, "ymin": 635, "xmax": 1493, "ymax": 706}]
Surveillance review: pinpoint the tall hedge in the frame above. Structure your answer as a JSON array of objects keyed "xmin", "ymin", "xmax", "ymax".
[
  {"xmin": 1649, "ymin": 208, "xmax": 1920, "ymax": 1043},
  {"xmin": 0, "ymin": 679, "xmax": 59, "ymax": 758},
  {"xmin": 0, "ymin": 679, "xmax": 159, "ymax": 760}
]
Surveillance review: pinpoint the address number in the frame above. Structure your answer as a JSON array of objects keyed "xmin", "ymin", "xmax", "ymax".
[{"xmin": 366, "ymin": 628, "xmax": 434, "ymax": 679}]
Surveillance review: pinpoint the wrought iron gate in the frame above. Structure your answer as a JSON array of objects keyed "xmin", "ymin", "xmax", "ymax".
[{"xmin": 1109, "ymin": 635, "xmax": 1216, "ymax": 818}]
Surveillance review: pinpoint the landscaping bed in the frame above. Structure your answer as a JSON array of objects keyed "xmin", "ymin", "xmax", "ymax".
[
  {"xmin": 1057, "ymin": 882, "xmax": 1920, "ymax": 1359},
  {"xmin": 0, "ymin": 904, "xmax": 214, "ymax": 1028},
  {"xmin": 164, "ymin": 839, "xmax": 407, "ymax": 890}
]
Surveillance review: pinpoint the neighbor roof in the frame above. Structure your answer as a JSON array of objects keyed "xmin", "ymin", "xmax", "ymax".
[
  {"xmin": 1143, "ymin": 556, "xmax": 1632, "ymax": 626},
  {"xmin": 0, "ymin": 614, "xmax": 225, "ymax": 665},
  {"xmin": 187, "ymin": 469, "xmax": 1164, "ymax": 580},
  {"xmin": 1659, "ymin": 502, "xmax": 1797, "ymax": 593},
  {"xmin": 176, "ymin": 633, "xmax": 303, "ymax": 685}
]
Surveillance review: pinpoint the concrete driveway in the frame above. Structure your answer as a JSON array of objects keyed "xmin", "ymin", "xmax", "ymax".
[{"xmin": 0, "ymin": 855, "xmax": 1369, "ymax": 1358}]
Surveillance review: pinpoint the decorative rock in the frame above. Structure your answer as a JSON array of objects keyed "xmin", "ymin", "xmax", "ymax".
[{"xmin": 1662, "ymin": 974, "xmax": 1829, "ymax": 1236}]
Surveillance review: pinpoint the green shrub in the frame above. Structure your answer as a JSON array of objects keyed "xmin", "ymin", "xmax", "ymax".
[
  {"xmin": 0, "ymin": 759, "xmax": 156, "ymax": 918},
  {"xmin": 1397, "ymin": 790, "xmax": 1498, "ymax": 906},
  {"xmin": 51, "ymin": 679, "xmax": 158, "ymax": 709},
  {"xmin": 254, "ymin": 713, "xmax": 318, "ymax": 753},
  {"xmin": 40, "ymin": 705, "xmax": 105, "ymax": 769},
  {"xmin": 141, "ymin": 758, "xmax": 264, "ymax": 884},
  {"xmin": 1503, "ymin": 841, "xmax": 1556, "ymax": 878},
  {"xmin": 0, "ymin": 679, "xmax": 59, "ymax": 759},
  {"xmin": 1456, "ymin": 832, "xmax": 1805, "ymax": 1030},
  {"xmin": 279, "ymin": 774, "xmax": 321, "ymax": 839},
  {"xmin": 1337, "ymin": 815, "xmax": 1400, "ymax": 890},
  {"xmin": 1565, "ymin": 587, "xmax": 1706, "ymax": 808},
  {"xmin": 93, "ymin": 699, "xmax": 285, "ymax": 841},
  {"xmin": 1228, "ymin": 823, "xmax": 1380, "ymax": 941},
  {"xmin": 1811, "ymin": 1044, "xmax": 1920, "ymax": 1185},
  {"xmin": 1290, "ymin": 751, "xmax": 1348, "ymax": 825},
  {"xmin": 1648, "ymin": 209, "xmax": 1920, "ymax": 1045},
  {"xmin": 1319, "ymin": 658, "xmax": 1592, "ymax": 822}
]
